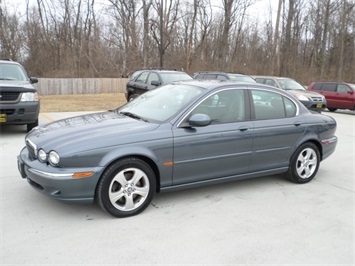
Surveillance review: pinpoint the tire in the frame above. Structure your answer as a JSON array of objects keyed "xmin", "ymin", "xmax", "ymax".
[
  {"xmin": 96, "ymin": 157, "xmax": 156, "ymax": 218},
  {"xmin": 286, "ymin": 142, "xmax": 320, "ymax": 184},
  {"xmin": 327, "ymin": 107, "xmax": 337, "ymax": 112},
  {"xmin": 128, "ymin": 94, "xmax": 137, "ymax": 101},
  {"xmin": 27, "ymin": 119, "xmax": 38, "ymax": 132}
]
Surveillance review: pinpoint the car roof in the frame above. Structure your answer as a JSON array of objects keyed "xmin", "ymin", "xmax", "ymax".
[
  {"xmin": 0, "ymin": 59, "xmax": 20, "ymax": 65},
  {"xmin": 252, "ymin": 75, "xmax": 294, "ymax": 80},
  {"xmin": 174, "ymin": 79, "xmax": 284, "ymax": 93}
]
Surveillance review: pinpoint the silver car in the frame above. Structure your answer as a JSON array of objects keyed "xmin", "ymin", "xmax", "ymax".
[
  {"xmin": 18, "ymin": 80, "xmax": 337, "ymax": 217},
  {"xmin": 253, "ymin": 76, "xmax": 327, "ymax": 112}
]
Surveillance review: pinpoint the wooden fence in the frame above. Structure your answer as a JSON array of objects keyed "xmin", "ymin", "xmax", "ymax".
[{"xmin": 34, "ymin": 78, "xmax": 129, "ymax": 95}]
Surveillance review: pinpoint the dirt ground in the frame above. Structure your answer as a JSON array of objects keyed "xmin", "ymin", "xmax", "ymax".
[{"xmin": 40, "ymin": 93, "xmax": 127, "ymax": 112}]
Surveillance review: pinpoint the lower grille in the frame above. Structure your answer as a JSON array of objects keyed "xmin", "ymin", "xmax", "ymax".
[{"xmin": 310, "ymin": 97, "xmax": 324, "ymax": 102}]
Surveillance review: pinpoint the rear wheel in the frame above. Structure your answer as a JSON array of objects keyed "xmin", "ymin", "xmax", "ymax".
[
  {"xmin": 286, "ymin": 142, "xmax": 320, "ymax": 184},
  {"xmin": 327, "ymin": 107, "xmax": 337, "ymax": 112},
  {"xmin": 96, "ymin": 158, "xmax": 156, "ymax": 218}
]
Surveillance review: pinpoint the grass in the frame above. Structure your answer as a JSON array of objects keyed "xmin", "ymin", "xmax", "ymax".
[{"xmin": 40, "ymin": 93, "xmax": 127, "ymax": 112}]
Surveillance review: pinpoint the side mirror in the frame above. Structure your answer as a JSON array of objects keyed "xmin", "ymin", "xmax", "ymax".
[
  {"xmin": 347, "ymin": 90, "xmax": 354, "ymax": 95},
  {"xmin": 151, "ymin": 80, "xmax": 161, "ymax": 86},
  {"xmin": 189, "ymin": 113, "xmax": 211, "ymax": 127},
  {"xmin": 30, "ymin": 77, "xmax": 38, "ymax": 84}
]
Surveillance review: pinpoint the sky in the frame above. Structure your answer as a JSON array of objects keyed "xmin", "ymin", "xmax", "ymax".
[{"xmin": 2, "ymin": 0, "xmax": 280, "ymax": 22}]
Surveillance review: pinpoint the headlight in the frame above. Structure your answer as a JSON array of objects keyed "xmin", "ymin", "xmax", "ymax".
[
  {"xmin": 21, "ymin": 92, "xmax": 39, "ymax": 102},
  {"xmin": 48, "ymin": 151, "xmax": 60, "ymax": 165},
  {"xmin": 297, "ymin": 95, "xmax": 309, "ymax": 101},
  {"xmin": 38, "ymin": 149, "xmax": 47, "ymax": 162}
]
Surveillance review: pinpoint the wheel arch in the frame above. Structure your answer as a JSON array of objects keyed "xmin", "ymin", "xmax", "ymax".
[
  {"xmin": 296, "ymin": 139, "xmax": 323, "ymax": 161},
  {"xmin": 96, "ymin": 154, "xmax": 162, "ymax": 195}
]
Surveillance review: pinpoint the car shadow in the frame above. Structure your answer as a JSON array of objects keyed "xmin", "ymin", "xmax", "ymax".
[{"xmin": 0, "ymin": 125, "xmax": 28, "ymax": 135}]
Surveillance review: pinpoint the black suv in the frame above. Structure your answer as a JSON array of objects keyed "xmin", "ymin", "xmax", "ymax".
[
  {"xmin": 193, "ymin": 72, "xmax": 256, "ymax": 83},
  {"xmin": 0, "ymin": 59, "xmax": 39, "ymax": 132},
  {"xmin": 125, "ymin": 69, "xmax": 192, "ymax": 101}
]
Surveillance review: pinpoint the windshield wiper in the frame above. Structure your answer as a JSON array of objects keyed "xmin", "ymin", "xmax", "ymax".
[{"xmin": 119, "ymin": 111, "xmax": 149, "ymax": 122}]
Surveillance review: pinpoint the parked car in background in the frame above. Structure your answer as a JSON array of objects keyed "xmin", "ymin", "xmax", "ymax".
[
  {"xmin": 125, "ymin": 68, "xmax": 192, "ymax": 101},
  {"xmin": 0, "ymin": 59, "xmax": 39, "ymax": 132},
  {"xmin": 308, "ymin": 81, "xmax": 355, "ymax": 112},
  {"xmin": 253, "ymin": 76, "xmax": 326, "ymax": 112},
  {"xmin": 18, "ymin": 80, "xmax": 337, "ymax": 218},
  {"xmin": 193, "ymin": 71, "xmax": 256, "ymax": 83}
]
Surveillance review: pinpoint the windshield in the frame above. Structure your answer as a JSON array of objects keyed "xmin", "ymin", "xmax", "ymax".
[
  {"xmin": 0, "ymin": 63, "xmax": 28, "ymax": 81},
  {"xmin": 276, "ymin": 78, "xmax": 305, "ymax": 91},
  {"xmin": 118, "ymin": 84, "xmax": 204, "ymax": 123},
  {"xmin": 228, "ymin": 74, "xmax": 256, "ymax": 83},
  {"xmin": 349, "ymin": 84, "xmax": 355, "ymax": 90},
  {"xmin": 160, "ymin": 73, "xmax": 192, "ymax": 84}
]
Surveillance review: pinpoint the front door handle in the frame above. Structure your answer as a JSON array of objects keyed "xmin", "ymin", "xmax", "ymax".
[{"xmin": 294, "ymin": 121, "xmax": 303, "ymax": 127}]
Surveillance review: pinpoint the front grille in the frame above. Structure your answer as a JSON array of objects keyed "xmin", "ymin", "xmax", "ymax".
[
  {"xmin": 310, "ymin": 97, "xmax": 324, "ymax": 102},
  {"xmin": 26, "ymin": 139, "xmax": 37, "ymax": 159},
  {"xmin": 0, "ymin": 91, "xmax": 21, "ymax": 102}
]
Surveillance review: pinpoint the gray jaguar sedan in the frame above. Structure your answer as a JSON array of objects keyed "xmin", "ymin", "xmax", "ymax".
[{"xmin": 17, "ymin": 80, "xmax": 337, "ymax": 217}]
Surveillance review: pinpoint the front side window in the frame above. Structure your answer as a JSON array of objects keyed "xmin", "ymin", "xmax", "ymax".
[
  {"xmin": 191, "ymin": 89, "xmax": 246, "ymax": 124},
  {"xmin": 251, "ymin": 90, "xmax": 296, "ymax": 120},
  {"xmin": 337, "ymin": 84, "xmax": 350, "ymax": 93},
  {"xmin": 147, "ymin": 73, "xmax": 159, "ymax": 85},
  {"xmin": 135, "ymin": 72, "xmax": 149, "ymax": 83}
]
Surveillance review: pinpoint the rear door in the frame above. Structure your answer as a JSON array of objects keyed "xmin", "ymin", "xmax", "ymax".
[{"xmin": 249, "ymin": 89, "xmax": 306, "ymax": 171}]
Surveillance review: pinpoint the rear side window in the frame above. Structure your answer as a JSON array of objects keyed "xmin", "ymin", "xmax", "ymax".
[{"xmin": 251, "ymin": 90, "xmax": 296, "ymax": 120}]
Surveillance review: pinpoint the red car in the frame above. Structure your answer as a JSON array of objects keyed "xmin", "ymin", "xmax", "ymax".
[{"xmin": 308, "ymin": 81, "xmax": 355, "ymax": 112}]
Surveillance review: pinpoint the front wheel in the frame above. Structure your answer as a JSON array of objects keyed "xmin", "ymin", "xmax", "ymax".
[
  {"xmin": 96, "ymin": 158, "xmax": 156, "ymax": 218},
  {"xmin": 27, "ymin": 119, "xmax": 38, "ymax": 132},
  {"xmin": 286, "ymin": 142, "xmax": 320, "ymax": 184}
]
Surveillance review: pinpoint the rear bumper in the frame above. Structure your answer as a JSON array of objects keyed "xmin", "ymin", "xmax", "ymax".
[
  {"xmin": 0, "ymin": 101, "xmax": 40, "ymax": 124},
  {"xmin": 321, "ymin": 136, "xmax": 338, "ymax": 160}
]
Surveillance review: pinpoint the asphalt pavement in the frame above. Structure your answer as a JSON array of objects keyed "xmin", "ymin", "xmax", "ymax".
[{"xmin": 1, "ymin": 110, "xmax": 354, "ymax": 265}]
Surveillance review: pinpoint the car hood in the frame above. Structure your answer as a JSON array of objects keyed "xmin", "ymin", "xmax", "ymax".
[
  {"xmin": 287, "ymin": 89, "xmax": 323, "ymax": 98},
  {"xmin": 26, "ymin": 111, "xmax": 161, "ymax": 152},
  {"xmin": 0, "ymin": 81, "xmax": 35, "ymax": 92}
]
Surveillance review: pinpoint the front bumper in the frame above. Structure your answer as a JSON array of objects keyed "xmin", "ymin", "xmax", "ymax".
[
  {"xmin": 0, "ymin": 101, "xmax": 40, "ymax": 125},
  {"xmin": 17, "ymin": 147, "xmax": 103, "ymax": 203},
  {"xmin": 300, "ymin": 100, "xmax": 326, "ymax": 112}
]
